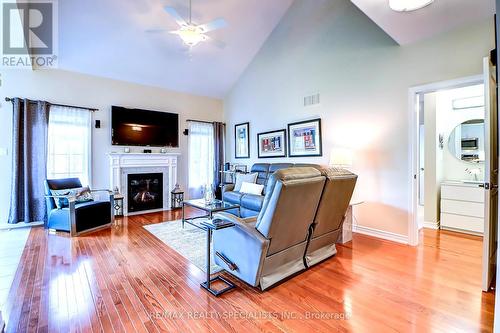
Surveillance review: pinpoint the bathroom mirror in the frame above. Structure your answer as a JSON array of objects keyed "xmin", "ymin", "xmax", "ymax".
[{"xmin": 447, "ymin": 119, "xmax": 485, "ymax": 164}]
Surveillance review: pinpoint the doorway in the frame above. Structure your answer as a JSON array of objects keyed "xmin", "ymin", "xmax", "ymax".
[{"xmin": 409, "ymin": 56, "xmax": 498, "ymax": 292}]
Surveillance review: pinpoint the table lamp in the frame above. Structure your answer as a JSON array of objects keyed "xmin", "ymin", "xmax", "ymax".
[
  {"xmin": 329, "ymin": 147, "xmax": 353, "ymax": 169},
  {"xmin": 330, "ymin": 148, "xmax": 362, "ymax": 206}
]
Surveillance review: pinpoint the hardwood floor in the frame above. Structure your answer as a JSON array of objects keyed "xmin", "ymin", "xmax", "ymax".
[{"xmin": 2, "ymin": 209, "xmax": 495, "ymax": 332}]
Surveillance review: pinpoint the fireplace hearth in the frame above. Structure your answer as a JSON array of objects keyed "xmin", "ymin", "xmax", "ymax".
[{"xmin": 127, "ymin": 173, "xmax": 163, "ymax": 213}]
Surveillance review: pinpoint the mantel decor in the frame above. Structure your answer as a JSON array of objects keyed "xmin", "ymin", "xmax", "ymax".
[{"xmin": 287, "ymin": 118, "xmax": 322, "ymax": 157}]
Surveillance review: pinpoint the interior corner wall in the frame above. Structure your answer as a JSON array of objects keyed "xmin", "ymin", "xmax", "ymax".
[
  {"xmin": 223, "ymin": 0, "xmax": 495, "ymax": 237},
  {"xmin": 0, "ymin": 69, "xmax": 223, "ymax": 224}
]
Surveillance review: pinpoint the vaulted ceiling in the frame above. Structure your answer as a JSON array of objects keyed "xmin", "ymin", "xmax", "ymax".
[
  {"xmin": 58, "ymin": 0, "xmax": 294, "ymax": 98},
  {"xmin": 57, "ymin": 0, "xmax": 495, "ymax": 99}
]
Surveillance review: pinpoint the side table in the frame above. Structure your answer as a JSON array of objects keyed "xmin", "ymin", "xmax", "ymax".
[
  {"xmin": 200, "ymin": 219, "xmax": 236, "ymax": 297},
  {"xmin": 338, "ymin": 201, "xmax": 364, "ymax": 244}
]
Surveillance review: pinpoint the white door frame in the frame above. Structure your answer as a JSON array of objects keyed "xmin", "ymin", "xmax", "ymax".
[{"xmin": 408, "ymin": 75, "xmax": 484, "ymax": 246}]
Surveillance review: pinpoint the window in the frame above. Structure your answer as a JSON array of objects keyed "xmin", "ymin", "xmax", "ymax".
[
  {"xmin": 188, "ymin": 121, "xmax": 214, "ymax": 199},
  {"xmin": 47, "ymin": 105, "xmax": 92, "ymax": 186}
]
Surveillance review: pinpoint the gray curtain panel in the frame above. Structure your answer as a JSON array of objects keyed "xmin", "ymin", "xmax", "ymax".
[
  {"xmin": 8, "ymin": 98, "xmax": 50, "ymax": 224},
  {"xmin": 213, "ymin": 122, "xmax": 225, "ymax": 198}
]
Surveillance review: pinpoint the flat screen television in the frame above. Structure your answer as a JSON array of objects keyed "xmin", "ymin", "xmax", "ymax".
[{"xmin": 111, "ymin": 106, "xmax": 179, "ymax": 147}]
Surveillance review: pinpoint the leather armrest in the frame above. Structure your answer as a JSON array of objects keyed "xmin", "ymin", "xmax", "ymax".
[{"xmin": 214, "ymin": 212, "xmax": 263, "ymax": 241}]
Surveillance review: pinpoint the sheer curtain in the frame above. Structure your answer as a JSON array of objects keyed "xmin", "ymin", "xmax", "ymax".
[
  {"xmin": 47, "ymin": 105, "xmax": 92, "ymax": 186},
  {"xmin": 188, "ymin": 121, "xmax": 214, "ymax": 199}
]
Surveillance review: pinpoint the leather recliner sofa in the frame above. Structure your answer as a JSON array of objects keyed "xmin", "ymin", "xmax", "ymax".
[
  {"xmin": 213, "ymin": 166, "xmax": 357, "ymax": 290},
  {"xmin": 222, "ymin": 163, "xmax": 320, "ymax": 217}
]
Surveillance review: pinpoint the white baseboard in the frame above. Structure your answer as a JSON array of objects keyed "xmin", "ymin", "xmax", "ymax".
[
  {"xmin": 423, "ymin": 221, "xmax": 439, "ymax": 229},
  {"xmin": 353, "ymin": 225, "xmax": 408, "ymax": 244}
]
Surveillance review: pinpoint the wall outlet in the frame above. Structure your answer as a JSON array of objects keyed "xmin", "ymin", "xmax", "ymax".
[{"xmin": 0, "ymin": 147, "xmax": 7, "ymax": 156}]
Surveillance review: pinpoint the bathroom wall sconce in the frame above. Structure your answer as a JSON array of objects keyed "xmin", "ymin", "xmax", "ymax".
[{"xmin": 438, "ymin": 134, "xmax": 444, "ymax": 149}]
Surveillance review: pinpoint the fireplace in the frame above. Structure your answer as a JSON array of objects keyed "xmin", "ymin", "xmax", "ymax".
[
  {"xmin": 109, "ymin": 153, "xmax": 178, "ymax": 215},
  {"xmin": 127, "ymin": 173, "xmax": 163, "ymax": 213}
]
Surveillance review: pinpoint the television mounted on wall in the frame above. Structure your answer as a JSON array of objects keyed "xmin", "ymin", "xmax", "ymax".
[{"xmin": 111, "ymin": 106, "xmax": 179, "ymax": 147}]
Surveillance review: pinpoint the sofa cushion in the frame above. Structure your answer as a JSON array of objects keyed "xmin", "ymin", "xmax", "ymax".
[
  {"xmin": 240, "ymin": 182, "xmax": 264, "ymax": 195},
  {"xmin": 223, "ymin": 191, "xmax": 243, "ymax": 205},
  {"xmin": 234, "ymin": 172, "xmax": 258, "ymax": 192},
  {"xmin": 241, "ymin": 194, "xmax": 264, "ymax": 212},
  {"xmin": 50, "ymin": 186, "xmax": 94, "ymax": 209}
]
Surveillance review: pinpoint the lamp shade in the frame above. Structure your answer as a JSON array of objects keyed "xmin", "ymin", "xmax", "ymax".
[{"xmin": 329, "ymin": 148, "xmax": 353, "ymax": 168}]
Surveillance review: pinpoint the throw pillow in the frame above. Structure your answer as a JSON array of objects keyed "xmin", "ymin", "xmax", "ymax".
[
  {"xmin": 239, "ymin": 182, "xmax": 264, "ymax": 196},
  {"xmin": 50, "ymin": 186, "xmax": 94, "ymax": 209},
  {"xmin": 234, "ymin": 172, "xmax": 258, "ymax": 192}
]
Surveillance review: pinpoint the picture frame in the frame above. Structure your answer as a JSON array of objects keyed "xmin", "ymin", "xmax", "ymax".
[
  {"xmin": 287, "ymin": 118, "xmax": 322, "ymax": 157},
  {"xmin": 235, "ymin": 122, "xmax": 250, "ymax": 159},
  {"xmin": 257, "ymin": 129, "xmax": 287, "ymax": 158}
]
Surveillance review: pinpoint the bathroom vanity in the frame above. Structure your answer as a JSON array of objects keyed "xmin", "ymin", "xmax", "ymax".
[{"xmin": 440, "ymin": 180, "xmax": 484, "ymax": 235}]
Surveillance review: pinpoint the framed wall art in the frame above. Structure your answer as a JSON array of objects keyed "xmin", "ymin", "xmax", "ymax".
[
  {"xmin": 287, "ymin": 118, "xmax": 322, "ymax": 157},
  {"xmin": 257, "ymin": 129, "xmax": 286, "ymax": 158},
  {"xmin": 235, "ymin": 122, "xmax": 250, "ymax": 158}
]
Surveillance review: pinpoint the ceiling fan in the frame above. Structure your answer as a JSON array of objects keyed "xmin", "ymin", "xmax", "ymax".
[{"xmin": 147, "ymin": 0, "xmax": 227, "ymax": 49}]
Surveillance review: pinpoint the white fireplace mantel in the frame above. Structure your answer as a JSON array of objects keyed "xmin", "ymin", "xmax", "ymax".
[{"xmin": 109, "ymin": 153, "xmax": 180, "ymax": 215}]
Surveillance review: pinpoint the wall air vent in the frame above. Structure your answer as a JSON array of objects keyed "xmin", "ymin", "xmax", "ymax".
[{"xmin": 304, "ymin": 93, "xmax": 320, "ymax": 107}]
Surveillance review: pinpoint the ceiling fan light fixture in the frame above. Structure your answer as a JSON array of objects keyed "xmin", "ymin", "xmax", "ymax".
[
  {"xmin": 176, "ymin": 26, "xmax": 207, "ymax": 46},
  {"xmin": 389, "ymin": 0, "xmax": 434, "ymax": 12}
]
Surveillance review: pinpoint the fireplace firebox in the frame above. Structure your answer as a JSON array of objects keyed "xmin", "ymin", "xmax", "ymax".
[{"xmin": 127, "ymin": 173, "xmax": 163, "ymax": 213}]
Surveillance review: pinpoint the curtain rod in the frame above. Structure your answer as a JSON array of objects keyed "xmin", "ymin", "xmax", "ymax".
[
  {"xmin": 186, "ymin": 118, "xmax": 225, "ymax": 125},
  {"xmin": 5, "ymin": 97, "xmax": 98, "ymax": 112}
]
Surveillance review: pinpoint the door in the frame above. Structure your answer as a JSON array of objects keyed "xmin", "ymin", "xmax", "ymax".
[
  {"xmin": 419, "ymin": 124, "xmax": 425, "ymax": 205},
  {"xmin": 482, "ymin": 56, "xmax": 498, "ymax": 291}
]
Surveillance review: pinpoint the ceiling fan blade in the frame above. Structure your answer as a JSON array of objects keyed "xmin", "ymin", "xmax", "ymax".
[
  {"xmin": 198, "ymin": 18, "xmax": 227, "ymax": 33},
  {"xmin": 145, "ymin": 28, "xmax": 168, "ymax": 33},
  {"xmin": 164, "ymin": 6, "xmax": 187, "ymax": 26}
]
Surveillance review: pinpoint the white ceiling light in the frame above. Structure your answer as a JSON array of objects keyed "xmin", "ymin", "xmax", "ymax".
[
  {"xmin": 389, "ymin": 0, "xmax": 434, "ymax": 12},
  {"xmin": 147, "ymin": 0, "xmax": 227, "ymax": 49}
]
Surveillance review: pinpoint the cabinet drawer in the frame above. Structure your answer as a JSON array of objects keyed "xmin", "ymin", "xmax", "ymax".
[
  {"xmin": 440, "ymin": 213, "xmax": 483, "ymax": 234},
  {"xmin": 441, "ymin": 199, "xmax": 484, "ymax": 218},
  {"xmin": 441, "ymin": 185, "xmax": 484, "ymax": 203}
]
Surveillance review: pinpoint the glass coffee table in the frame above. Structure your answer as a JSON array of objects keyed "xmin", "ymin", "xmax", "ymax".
[
  {"xmin": 181, "ymin": 199, "xmax": 240, "ymax": 296},
  {"xmin": 182, "ymin": 199, "xmax": 240, "ymax": 229}
]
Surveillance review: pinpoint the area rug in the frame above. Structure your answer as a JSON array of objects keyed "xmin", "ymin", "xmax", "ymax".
[{"xmin": 143, "ymin": 219, "xmax": 222, "ymax": 274}]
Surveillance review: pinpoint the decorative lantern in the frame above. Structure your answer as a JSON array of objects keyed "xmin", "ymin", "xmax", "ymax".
[
  {"xmin": 113, "ymin": 193, "xmax": 124, "ymax": 216},
  {"xmin": 171, "ymin": 184, "xmax": 184, "ymax": 209}
]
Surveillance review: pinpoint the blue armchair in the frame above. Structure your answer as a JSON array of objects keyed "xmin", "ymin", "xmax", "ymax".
[{"xmin": 44, "ymin": 178, "xmax": 115, "ymax": 236}]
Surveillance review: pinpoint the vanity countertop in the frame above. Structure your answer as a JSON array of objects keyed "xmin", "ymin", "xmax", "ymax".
[{"xmin": 442, "ymin": 180, "xmax": 484, "ymax": 188}]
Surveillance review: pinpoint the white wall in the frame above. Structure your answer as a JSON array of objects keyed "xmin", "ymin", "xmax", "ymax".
[
  {"xmin": 223, "ymin": 0, "xmax": 494, "ymax": 237},
  {"xmin": 0, "ymin": 69, "xmax": 223, "ymax": 223}
]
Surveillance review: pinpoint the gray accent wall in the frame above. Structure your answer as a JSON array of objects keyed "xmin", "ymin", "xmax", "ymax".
[{"xmin": 223, "ymin": 0, "xmax": 495, "ymax": 237}]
